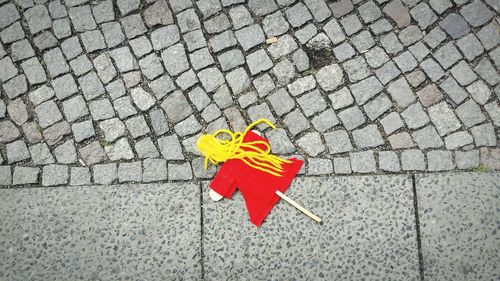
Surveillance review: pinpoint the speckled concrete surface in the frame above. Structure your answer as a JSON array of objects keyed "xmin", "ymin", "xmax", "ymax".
[
  {"xmin": 0, "ymin": 183, "xmax": 201, "ymax": 281},
  {"xmin": 202, "ymin": 175, "xmax": 420, "ymax": 280},
  {"xmin": 416, "ymin": 172, "xmax": 500, "ymax": 281}
]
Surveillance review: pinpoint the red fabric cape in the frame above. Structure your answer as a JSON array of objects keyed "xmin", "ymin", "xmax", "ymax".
[{"xmin": 209, "ymin": 131, "xmax": 303, "ymax": 226}]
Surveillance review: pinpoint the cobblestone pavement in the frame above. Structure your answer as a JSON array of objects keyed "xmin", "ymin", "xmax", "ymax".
[{"xmin": 0, "ymin": 0, "xmax": 499, "ymax": 186}]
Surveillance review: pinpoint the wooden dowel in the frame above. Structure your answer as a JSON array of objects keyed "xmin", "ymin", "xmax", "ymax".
[{"xmin": 275, "ymin": 190, "xmax": 322, "ymax": 223}]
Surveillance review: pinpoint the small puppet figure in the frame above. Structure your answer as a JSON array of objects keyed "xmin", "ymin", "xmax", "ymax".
[{"xmin": 197, "ymin": 118, "xmax": 321, "ymax": 226}]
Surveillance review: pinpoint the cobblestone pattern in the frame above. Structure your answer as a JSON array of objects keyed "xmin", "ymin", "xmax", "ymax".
[{"xmin": 0, "ymin": 0, "xmax": 499, "ymax": 186}]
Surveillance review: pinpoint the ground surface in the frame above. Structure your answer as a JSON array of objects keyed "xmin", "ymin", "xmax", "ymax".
[
  {"xmin": 0, "ymin": 0, "xmax": 499, "ymax": 186},
  {"xmin": 1, "ymin": 173, "xmax": 498, "ymax": 280}
]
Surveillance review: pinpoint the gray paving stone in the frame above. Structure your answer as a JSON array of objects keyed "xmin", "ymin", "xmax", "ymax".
[
  {"xmin": 412, "ymin": 125, "xmax": 444, "ymax": 149},
  {"xmin": 11, "ymin": 39, "xmax": 35, "ymax": 62},
  {"xmin": 3, "ymin": 181, "xmax": 201, "ymax": 276},
  {"xmin": 401, "ymin": 149, "xmax": 425, "ymax": 171},
  {"xmin": 0, "ymin": 22, "xmax": 25, "ymax": 44},
  {"xmin": 406, "ymin": 70, "xmax": 426, "ymax": 88},
  {"xmin": 125, "ymin": 115, "xmax": 150, "ymax": 139},
  {"xmin": 408, "ymin": 42, "xmax": 429, "ymax": 62},
  {"xmin": 142, "ymin": 158, "xmax": 168, "ymax": 182},
  {"xmin": 388, "ymin": 132, "xmax": 415, "ymax": 149},
  {"xmin": 455, "ymin": 150, "xmax": 480, "ymax": 169},
  {"xmin": 296, "ymin": 131, "xmax": 325, "ymax": 157},
  {"xmin": 350, "ymin": 150, "xmax": 376, "ymax": 173},
  {"xmin": 121, "ymin": 13, "xmax": 147, "ymax": 39},
  {"xmin": 265, "ymin": 128, "xmax": 295, "ymax": 154},
  {"xmin": 168, "ymin": 162, "xmax": 192, "ymax": 180},
  {"xmin": 417, "ymin": 173, "xmax": 499, "ymax": 279},
  {"xmin": 393, "ymin": 51, "xmax": 417, "ymax": 73},
  {"xmin": 364, "ymin": 47, "xmax": 389, "ymax": 68},
  {"xmin": 398, "ymin": 25, "xmax": 422, "ymax": 47},
  {"xmin": 247, "ymin": 49, "xmax": 273, "ymax": 76},
  {"xmin": 375, "ymin": 61, "xmax": 401, "ymax": 85},
  {"xmin": 420, "ymin": 58, "xmax": 444, "ymax": 83},
  {"xmin": 104, "ymin": 138, "xmax": 134, "ymax": 161},
  {"xmin": 111, "ymin": 96, "xmax": 136, "ymax": 120},
  {"xmin": 41, "ymin": 164, "xmax": 68, "ymax": 186},
  {"xmin": 333, "ymin": 42, "xmax": 356, "ymax": 62},
  {"xmin": 383, "ymin": 0, "xmax": 410, "ymax": 27},
  {"xmin": 410, "ymin": 2, "xmax": 437, "ymax": 29},
  {"xmin": 387, "ymin": 77, "xmax": 416, "ymax": 109},
  {"xmin": 130, "ymin": 87, "xmax": 155, "ymax": 112},
  {"xmin": 285, "ymin": 2, "xmax": 312, "ymax": 27},
  {"xmin": 0, "ymin": 4, "xmax": 20, "ymax": 29},
  {"xmin": 68, "ymin": 55, "xmax": 92, "ymax": 77},
  {"xmin": 199, "ymin": 67, "xmax": 225, "ymax": 93},
  {"xmin": 89, "ymin": 98, "xmax": 114, "ymax": 121},
  {"xmin": 183, "ymin": 29, "xmax": 207, "ymax": 52},
  {"xmin": 3, "ymin": 74, "xmax": 27, "ymax": 99},
  {"xmin": 363, "ymin": 93, "xmax": 392, "ymax": 121},
  {"xmin": 92, "ymin": 0, "xmax": 114, "ymax": 23},
  {"xmin": 134, "ymin": 137, "xmax": 159, "ymax": 159},
  {"xmin": 71, "ymin": 120, "xmax": 95, "ymax": 143},
  {"xmin": 117, "ymin": 161, "xmax": 142, "ymax": 183},
  {"xmin": 217, "ymin": 49, "xmax": 244, "ymax": 71},
  {"xmin": 22, "ymin": 122, "xmax": 42, "ymax": 144},
  {"xmin": 189, "ymin": 47, "xmax": 215, "ymax": 71},
  {"xmin": 428, "ymin": 102, "xmax": 461, "ymax": 136},
  {"xmin": 53, "ymin": 139, "xmax": 77, "ymax": 164},
  {"xmin": 457, "ymin": 34, "xmax": 484, "ymax": 62},
  {"xmin": 343, "ymin": 57, "xmax": 370, "ymax": 82},
  {"xmin": 350, "ymin": 76, "xmax": 383, "ymax": 105},
  {"xmin": 0, "ymin": 57, "xmax": 17, "ymax": 82},
  {"xmin": 262, "ymin": 11, "xmax": 289, "ymax": 37},
  {"xmin": 283, "ymin": 109, "xmax": 310, "ymax": 136},
  {"xmin": 245, "ymin": 0, "xmax": 276, "ymax": 15},
  {"xmin": 174, "ymin": 115, "xmax": 202, "ymax": 137},
  {"xmin": 6, "ymin": 140, "xmax": 29, "ymax": 164},
  {"xmin": 25, "ymin": 5, "xmax": 52, "ymax": 34},
  {"xmin": 370, "ymin": 18, "xmax": 394, "ymax": 34},
  {"xmin": 484, "ymin": 102, "xmax": 500, "ymax": 127},
  {"xmin": 93, "ymin": 163, "xmax": 117, "ymax": 185},
  {"xmin": 324, "ymin": 130, "xmax": 353, "ymax": 154},
  {"xmin": 439, "ymin": 77, "xmax": 469, "ymax": 105},
  {"xmin": 450, "ymin": 61, "xmax": 478, "ymax": 86},
  {"xmin": 204, "ymin": 14, "xmax": 231, "ymax": 34},
  {"xmin": 417, "ymin": 84, "xmax": 444, "ymax": 107},
  {"xmin": 6, "ymin": 99, "xmax": 28, "ymax": 126},
  {"xmin": 109, "ymin": 47, "xmax": 138, "ymax": 73},
  {"xmin": 176, "ymin": 8, "xmax": 201, "ymax": 33},
  {"xmin": 297, "ymin": 90, "xmax": 327, "ymax": 117},
  {"xmin": 381, "ymin": 112, "xmax": 404, "ymax": 134},
  {"xmin": 427, "ymin": 150, "xmax": 454, "ymax": 171},
  {"xmin": 268, "ymin": 35, "xmax": 298, "ymax": 60},
  {"xmin": 311, "ymin": 109, "xmax": 339, "ymax": 132},
  {"xmin": 175, "ymin": 69, "xmax": 198, "ymax": 90},
  {"xmin": 60, "ymin": 36, "xmax": 82, "ymax": 60},
  {"xmin": 351, "ymin": 30, "xmax": 375, "ymax": 52},
  {"xmin": 380, "ymin": 32, "xmax": 403, "ymax": 54},
  {"xmin": 229, "ymin": 5, "xmax": 253, "ymax": 30},
  {"xmin": 29, "ymin": 143, "xmax": 55, "ymax": 165},
  {"xmin": 42, "ymin": 120, "xmax": 71, "ymax": 146},
  {"xmin": 128, "ymin": 36, "xmax": 152, "ymax": 58},
  {"xmin": 68, "ymin": 5, "xmax": 96, "ymax": 32},
  {"xmin": 471, "ymin": 123, "xmax": 496, "ymax": 147},
  {"xmin": 209, "ymin": 30, "xmax": 237, "ymax": 53},
  {"xmin": 70, "ymin": 167, "xmax": 91, "ymax": 186},
  {"xmin": 295, "ymin": 23, "xmax": 318, "ymax": 44},
  {"xmin": 204, "ymin": 175, "xmax": 418, "ymax": 278},
  {"xmin": 379, "ymin": 151, "xmax": 401, "ymax": 172},
  {"xmin": 434, "ymin": 42, "xmax": 463, "ymax": 70},
  {"xmin": 267, "ymin": 88, "xmax": 295, "ymax": 117},
  {"xmin": 340, "ymin": 14, "xmax": 362, "ymax": 36},
  {"xmin": 352, "ymin": 124, "xmax": 384, "ymax": 148},
  {"xmin": 315, "ymin": 64, "xmax": 344, "ymax": 92},
  {"xmin": 330, "ymin": 0, "xmax": 353, "ymax": 18},
  {"xmin": 338, "ymin": 105, "xmax": 366, "ymax": 130},
  {"xmin": 0, "ymin": 165, "xmax": 11, "ymax": 185},
  {"xmin": 158, "ymin": 134, "xmax": 184, "ymax": 160},
  {"xmin": 35, "ymin": 100, "xmax": 63, "ymax": 129},
  {"xmin": 444, "ymin": 131, "xmax": 473, "ymax": 150},
  {"xmin": 98, "ymin": 118, "xmax": 125, "ymax": 142},
  {"xmin": 467, "ymin": 80, "xmax": 491, "ymax": 105},
  {"xmin": 307, "ymin": 158, "xmax": 333, "ymax": 175},
  {"xmin": 401, "ymin": 102, "xmax": 430, "ymax": 129},
  {"xmin": 474, "ymin": 58, "xmax": 500, "ymax": 86},
  {"xmin": 101, "ymin": 22, "xmax": 125, "ymax": 48},
  {"xmin": 80, "ymin": 30, "xmax": 106, "ymax": 53},
  {"xmin": 12, "ymin": 166, "xmax": 39, "ymax": 185},
  {"xmin": 161, "ymin": 43, "xmax": 189, "ymax": 76},
  {"xmin": 304, "ymin": 0, "xmax": 331, "ymax": 22},
  {"xmin": 460, "ymin": 0, "xmax": 494, "ymax": 28},
  {"xmin": 79, "ymin": 141, "xmax": 106, "ymax": 165},
  {"xmin": 234, "ymin": 24, "xmax": 265, "ymax": 52},
  {"xmin": 358, "ymin": 0, "xmax": 382, "ymax": 23},
  {"xmin": 477, "ymin": 22, "xmax": 500, "ymax": 51}
]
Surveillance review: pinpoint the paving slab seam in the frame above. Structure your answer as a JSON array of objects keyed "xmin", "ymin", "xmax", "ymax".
[
  {"xmin": 411, "ymin": 173, "xmax": 425, "ymax": 281},
  {"xmin": 199, "ymin": 182, "xmax": 206, "ymax": 280}
]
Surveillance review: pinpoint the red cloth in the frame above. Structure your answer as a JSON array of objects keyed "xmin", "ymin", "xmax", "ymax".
[{"xmin": 210, "ymin": 131, "xmax": 303, "ymax": 226}]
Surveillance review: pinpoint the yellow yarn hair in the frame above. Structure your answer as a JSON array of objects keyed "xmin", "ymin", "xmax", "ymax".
[{"xmin": 196, "ymin": 118, "xmax": 291, "ymax": 177}]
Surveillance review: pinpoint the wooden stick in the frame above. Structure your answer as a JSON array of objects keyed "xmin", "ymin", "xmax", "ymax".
[{"xmin": 275, "ymin": 190, "xmax": 322, "ymax": 223}]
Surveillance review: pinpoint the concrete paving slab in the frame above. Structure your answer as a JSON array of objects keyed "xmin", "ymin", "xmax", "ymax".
[
  {"xmin": 0, "ymin": 183, "xmax": 201, "ymax": 280},
  {"xmin": 202, "ymin": 175, "xmax": 420, "ymax": 280},
  {"xmin": 416, "ymin": 172, "xmax": 500, "ymax": 281}
]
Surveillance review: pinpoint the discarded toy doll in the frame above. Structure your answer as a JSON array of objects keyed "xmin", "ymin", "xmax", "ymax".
[{"xmin": 197, "ymin": 118, "xmax": 321, "ymax": 226}]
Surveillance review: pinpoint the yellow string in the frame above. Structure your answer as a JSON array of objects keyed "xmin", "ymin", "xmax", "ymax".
[{"xmin": 196, "ymin": 118, "xmax": 291, "ymax": 177}]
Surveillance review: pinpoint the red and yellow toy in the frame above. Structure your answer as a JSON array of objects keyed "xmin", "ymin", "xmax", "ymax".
[{"xmin": 197, "ymin": 119, "xmax": 321, "ymax": 226}]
